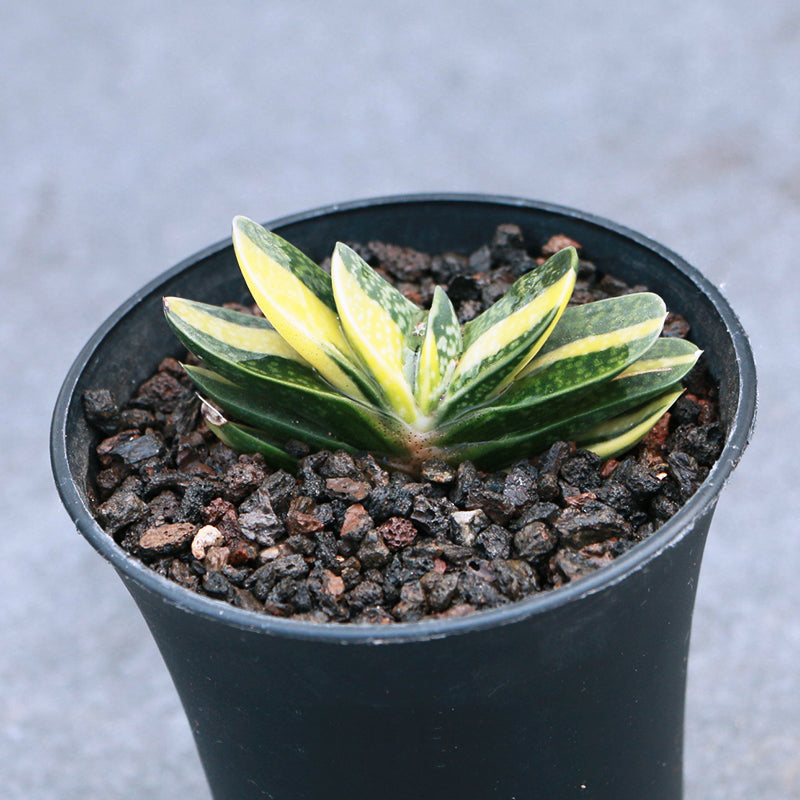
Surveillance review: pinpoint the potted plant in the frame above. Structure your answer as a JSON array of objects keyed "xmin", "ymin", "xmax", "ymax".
[{"xmin": 51, "ymin": 194, "xmax": 756, "ymax": 800}]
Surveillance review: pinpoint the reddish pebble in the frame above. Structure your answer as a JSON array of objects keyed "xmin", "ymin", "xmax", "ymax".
[{"xmin": 377, "ymin": 517, "xmax": 418, "ymax": 551}]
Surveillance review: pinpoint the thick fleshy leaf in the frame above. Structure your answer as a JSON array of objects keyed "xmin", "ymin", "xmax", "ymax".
[
  {"xmin": 184, "ymin": 364, "xmax": 356, "ymax": 453},
  {"xmin": 415, "ymin": 286, "xmax": 462, "ymax": 415},
  {"xmin": 166, "ymin": 218, "xmax": 701, "ymax": 474},
  {"xmin": 232, "ymin": 217, "xmax": 378, "ymax": 404},
  {"xmin": 517, "ymin": 292, "xmax": 666, "ymax": 380},
  {"xmin": 164, "ymin": 297, "xmax": 403, "ymax": 453},
  {"xmin": 574, "ymin": 390, "xmax": 684, "ymax": 459},
  {"xmin": 439, "ymin": 247, "xmax": 577, "ymax": 421},
  {"xmin": 164, "ymin": 297, "xmax": 307, "ymax": 363},
  {"xmin": 610, "ymin": 336, "xmax": 701, "ymax": 381},
  {"xmin": 439, "ymin": 292, "xmax": 668, "ymax": 442},
  {"xmin": 441, "ymin": 337, "xmax": 700, "ymax": 468},
  {"xmin": 331, "ymin": 243, "xmax": 425, "ymax": 424},
  {"xmin": 200, "ymin": 400, "xmax": 298, "ymax": 472}
]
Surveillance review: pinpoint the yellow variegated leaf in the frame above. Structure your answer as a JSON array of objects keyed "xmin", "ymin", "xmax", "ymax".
[
  {"xmin": 232, "ymin": 216, "xmax": 370, "ymax": 403},
  {"xmin": 455, "ymin": 274, "xmax": 572, "ymax": 381},
  {"xmin": 439, "ymin": 247, "xmax": 578, "ymax": 420},
  {"xmin": 577, "ymin": 389, "xmax": 684, "ymax": 459},
  {"xmin": 415, "ymin": 286, "xmax": 462, "ymax": 416},
  {"xmin": 332, "ymin": 242, "xmax": 424, "ymax": 425},
  {"xmin": 612, "ymin": 339, "xmax": 701, "ymax": 380},
  {"xmin": 164, "ymin": 297, "xmax": 307, "ymax": 363},
  {"xmin": 518, "ymin": 293, "xmax": 667, "ymax": 380},
  {"xmin": 167, "ymin": 220, "xmax": 699, "ymax": 474}
]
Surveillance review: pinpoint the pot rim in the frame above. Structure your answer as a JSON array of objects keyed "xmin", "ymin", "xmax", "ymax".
[{"xmin": 51, "ymin": 193, "xmax": 757, "ymax": 644}]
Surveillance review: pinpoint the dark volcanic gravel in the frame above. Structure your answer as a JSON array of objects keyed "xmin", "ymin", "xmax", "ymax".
[{"xmin": 83, "ymin": 226, "xmax": 724, "ymax": 623}]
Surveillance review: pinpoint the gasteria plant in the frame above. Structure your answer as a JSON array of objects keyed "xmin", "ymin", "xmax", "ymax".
[{"xmin": 163, "ymin": 217, "xmax": 701, "ymax": 472}]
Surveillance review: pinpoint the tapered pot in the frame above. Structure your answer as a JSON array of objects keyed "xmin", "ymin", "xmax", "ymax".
[{"xmin": 51, "ymin": 194, "xmax": 756, "ymax": 800}]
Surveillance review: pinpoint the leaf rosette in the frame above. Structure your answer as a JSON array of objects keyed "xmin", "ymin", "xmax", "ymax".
[{"xmin": 163, "ymin": 217, "xmax": 701, "ymax": 471}]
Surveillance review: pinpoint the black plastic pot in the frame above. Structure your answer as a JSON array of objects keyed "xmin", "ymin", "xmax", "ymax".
[{"xmin": 51, "ymin": 195, "xmax": 756, "ymax": 800}]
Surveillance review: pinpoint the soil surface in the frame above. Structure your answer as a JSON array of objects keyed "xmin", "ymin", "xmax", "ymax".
[{"xmin": 83, "ymin": 226, "xmax": 724, "ymax": 623}]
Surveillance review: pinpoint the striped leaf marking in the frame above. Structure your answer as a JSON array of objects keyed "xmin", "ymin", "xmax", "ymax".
[
  {"xmin": 184, "ymin": 364, "xmax": 358, "ymax": 453},
  {"xmin": 163, "ymin": 297, "xmax": 307, "ymax": 364},
  {"xmin": 164, "ymin": 296, "xmax": 331, "ymax": 393},
  {"xmin": 331, "ymin": 243, "xmax": 425, "ymax": 424},
  {"xmin": 442, "ymin": 337, "xmax": 700, "ymax": 469},
  {"xmin": 611, "ymin": 336, "xmax": 701, "ymax": 381},
  {"xmin": 439, "ymin": 246, "xmax": 577, "ymax": 421},
  {"xmin": 164, "ymin": 297, "xmax": 404, "ymax": 453},
  {"xmin": 200, "ymin": 400, "xmax": 298, "ymax": 472},
  {"xmin": 516, "ymin": 336, "xmax": 700, "ymax": 436},
  {"xmin": 232, "ymin": 216, "xmax": 375, "ymax": 404},
  {"xmin": 415, "ymin": 286, "xmax": 463, "ymax": 416},
  {"xmin": 575, "ymin": 390, "xmax": 684, "ymax": 459},
  {"xmin": 439, "ymin": 293, "xmax": 667, "ymax": 442},
  {"xmin": 518, "ymin": 292, "xmax": 666, "ymax": 380}
]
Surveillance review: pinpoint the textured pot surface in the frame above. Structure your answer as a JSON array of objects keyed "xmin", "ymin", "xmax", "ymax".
[{"xmin": 52, "ymin": 195, "xmax": 756, "ymax": 800}]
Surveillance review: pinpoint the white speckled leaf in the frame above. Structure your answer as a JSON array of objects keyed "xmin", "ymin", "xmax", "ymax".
[
  {"xmin": 232, "ymin": 217, "xmax": 376, "ymax": 403},
  {"xmin": 575, "ymin": 389, "xmax": 684, "ymax": 459},
  {"xmin": 441, "ymin": 337, "xmax": 700, "ymax": 468},
  {"xmin": 415, "ymin": 286, "xmax": 462, "ymax": 415},
  {"xmin": 439, "ymin": 246, "xmax": 578, "ymax": 421},
  {"xmin": 332, "ymin": 242, "xmax": 425, "ymax": 424},
  {"xmin": 518, "ymin": 292, "xmax": 666, "ymax": 381},
  {"xmin": 440, "ymin": 293, "xmax": 669, "ymax": 441}
]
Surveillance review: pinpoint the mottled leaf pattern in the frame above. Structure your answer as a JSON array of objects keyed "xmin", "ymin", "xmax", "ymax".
[
  {"xmin": 415, "ymin": 286, "xmax": 462, "ymax": 415},
  {"xmin": 518, "ymin": 292, "xmax": 666, "ymax": 380},
  {"xmin": 164, "ymin": 297, "xmax": 306, "ymax": 364},
  {"xmin": 575, "ymin": 390, "xmax": 684, "ymax": 459},
  {"xmin": 439, "ymin": 247, "xmax": 577, "ymax": 420},
  {"xmin": 611, "ymin": 336, "xmax": 701, "ymax": 381},
  {"xmin": 331, "ymin": 243, "xmax": 424, "ymax": 424},
  {"xmin": 165, "ymin": 219, "xmax": 701, "ymax": 470},
  {"xmin": 443, "ymin": 338, "xmax": 700, "ymax": 468},
  {"xmin": 232, "ymin": 216, "xmax": 376, "ymax": 404},
  {"xmin": 440, "ymin": 293, "xmax": 670, "ymax": 442},
  {"xmin": 164, "ymin": 295, "xmax": 404, "ymax": 452}
]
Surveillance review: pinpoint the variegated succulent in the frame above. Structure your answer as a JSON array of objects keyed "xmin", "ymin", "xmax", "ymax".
[{"xmin": 163, "ymin": 217, "xmax": 701, "ymax": 472}]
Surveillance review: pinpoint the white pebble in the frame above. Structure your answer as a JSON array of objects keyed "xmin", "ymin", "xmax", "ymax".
[{"xmin": 191, "ymin": 524, "xmax": 224, "ymax": 560}]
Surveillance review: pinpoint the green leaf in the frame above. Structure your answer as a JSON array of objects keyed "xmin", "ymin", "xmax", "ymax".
[
  {"xmin": 518, "ymin": 292, "xmax": 666, "ymax": 380},
  {"xmin": 183, "ymin": 364, "xmax": 356, "ymax": 453},
  {"xmin": 415, "ymin": 286, "xmax": 462, "ymax": 415},
  {"xmin": 440, "ymin": 292, "xmax": 667, "ymax": 442},
  {"xmin": 200, "ymin": 400, "xmax": 298, "ymax": 472},
  {"xmin": 331, "ymin": 243, "xmax": 425, "ymax": 424},
  {"xmin": 439, "ymin": 246, "xmax": 577, "ymax": 421},
  {"xmin": 163, "ymin": 296, "xmax": 403, "ymax": 453},
  {"xmin": 610, "ymin": 335, "xmax": 701, "ymax": 381},
  {"xmin": 442, "ymin": 337, "xmax": 700, "ymax": 469},
  {"xmin": 574, "ymin": 390, "xmax": 684, "ymax": 459},
  {"xmin": 163, "ymin": 297, "xmax": 307, "ymax": 364},
  {"xmin": 232, "ymin": 217, "xmax": 378, "ymax": 404}
]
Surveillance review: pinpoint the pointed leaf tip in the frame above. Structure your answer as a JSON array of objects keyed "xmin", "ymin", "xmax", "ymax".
[
  {"xmin": 415, "ymin": 286, "xmax": 462, "ymax": 415},
  {"xmin": 439, "ymin": 246, "xmax": 577, "ymax": 420},
  {"xmin": 232, "ymin": 217, "xmax": 380, "ymax": 403},
  {"xmin": 331, "ymin": 242, "xmax": 423, "ymax": 424}
]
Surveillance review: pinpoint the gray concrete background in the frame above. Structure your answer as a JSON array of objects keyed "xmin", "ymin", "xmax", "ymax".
[{"xmin": 2, "ymin": 1, "xmax": 797, "ymax": 797}]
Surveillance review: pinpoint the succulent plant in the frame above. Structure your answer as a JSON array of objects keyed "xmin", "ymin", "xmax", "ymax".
[{"xmin": 163, "ymin": 217, "xmax": 701, "ymax": 472}]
